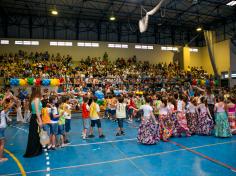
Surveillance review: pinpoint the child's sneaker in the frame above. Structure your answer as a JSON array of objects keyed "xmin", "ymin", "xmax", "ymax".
[
  {"xmin": 88, "ymin": 134, "xmax": 95, "ymax": 138},
  {"xmin": 99, "ymin": 134, "xmax": 105, "ymax": 138},
  {"xmin": 121, "ymin": 131, "xmax": 125, "ymax": 135},
  {"xmin": 64, "ymin": 140, "xmax": 71, "ymax": 144},
  {"xmin": 116, "ymin": 133, "xmax": 121, "ymax": 136},
  {"xmin": 61, "ymin": 144, "xmax": 66, "ymax": 148}
]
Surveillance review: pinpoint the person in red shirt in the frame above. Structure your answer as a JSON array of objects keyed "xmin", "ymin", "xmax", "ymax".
[{"xmin": 81, "ymin": 96, "xmax": 90, "ymax": 139}]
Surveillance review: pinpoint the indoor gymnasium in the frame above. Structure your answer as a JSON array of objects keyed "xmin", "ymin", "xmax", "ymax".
[{"xmin": 0, "ymin": 0, "xmax": 236, "ymax": 176}]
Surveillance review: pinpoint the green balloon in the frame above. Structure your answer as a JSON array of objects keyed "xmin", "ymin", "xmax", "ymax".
[
  {"xmin": 197, "ymin": 79, "xmax": 201, "ymax": 85},
  {"xmin": 27, "ymin": 78, "xmax": 35, "ymax": 85},
  {"xmin": 214, "ymin": 80, "xmax": 219, "ymax": 86}
]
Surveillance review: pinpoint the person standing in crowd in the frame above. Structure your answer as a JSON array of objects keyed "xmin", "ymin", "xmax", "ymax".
[
  {"xmin": 186, "ymin": 97, "xmax": 198, "ymax": 134},
  {"xmin": 88, "ymin": 97, "xmax": 105, "ymax": 138},
  {"xmin": 16, "ymin": 97, "xmax": 24, "ymax": 123},
  {"xmin": 158, "ymin": 98, "xmax": 173, "ymax": 142},
  {"xmin": 214, "ymin": 96, "xmax": 232, "ymax": 138},
  {"xmin": 41, "ymin": 99, "xmax": 51, "ymax": 149},
  {"xmin": 137, "ymin": 96, "xmax": 159, "ymax": 145},
  {"xmin": 196, "ymin": 97, "xmax": 214, "ymax": 136},
  {"xmin": 23, "ymin": 97, "xmax": 31, "ymax": 123},
  {"xmin": 49, "ymin": 96, "xmax": 60, "ymax": 150},
  {"xmin": 227, "ymin": 97, "xmax": 236, "ymax": 134},
  {"xmin": 58, "ymin": 100, "xmax": 66, "ymax": 147},
  {"xmin": 206, "ymin": 87, "xmax": 215, "ymax": 122},
  {"xmin": 0, "ymin": 97, "xmax": 15, "ymax": 162},
  {"xmin": 115, "ymin": 96, "xmax": 126, "ymax": 136},
  {"xmin": 81, "ymin": 96, "xmax": 90, "ymax": 139},
  {"xmin": 24, "ymin": 87, "xmax": 43, "ymax": 158},
  {"xmin": 175, "ymin": 94, "xmax": 191, "ymax": 137},
  {"xmin": 63, "ymin": 96, "xmax": 72, "ymax": 144}
]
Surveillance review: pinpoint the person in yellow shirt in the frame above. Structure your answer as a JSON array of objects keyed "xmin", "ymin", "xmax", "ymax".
[{"xmin": 88, "ymin": 97, "xmax": 105, "ymax": 138}]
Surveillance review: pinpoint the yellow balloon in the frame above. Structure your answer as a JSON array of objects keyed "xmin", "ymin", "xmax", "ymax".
[
  {"xmin": 50, "ymin": 79, "xmax": 60, "ymax": 86},
  {"xmin": 201, "ymin": 80, "xmax": 205, "ymax": 85},
  {"xmin": 19, "ymin": 79, "xmax": 27, "ymax": 86}
]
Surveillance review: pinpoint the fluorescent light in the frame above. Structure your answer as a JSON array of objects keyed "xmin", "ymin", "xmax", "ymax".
[
  {"xmin": 51, "ymin": 10, "xmax": 58, "ymax": 15},
  {"xmin": 0, "ymin": 40, "xmax": 9, "ymax": 44},
  {"xmin": 135, "ymin": 45, "xmax": 142, "ymax": 49},
  {"xmin": 50, "ymin": 41, "xmax": 57, "ymax": 46},
  {"xmin": 227, "ymin": 1, "xmax": 236, "ymax": 6},
  {"xmin": 196, "ymin": 27, "xmax": 202, "ymax": 32},
  {"xmin": 58, "ymin": 42, "xmax": 65, "ymax": 46},
  {"xmin": 148, "ymin": 46, "xmax": 153, "ymax": 50},
  {"xmin": 231, "ymin": 73, "xmax": 236, "ymax": 78},
  {"xmin": 92, "ymin": 43, "xmax": 99, "ymax": 47},
  {"xmin": 122, "ymin": 44, "xmax": 128, "ymax": 48},
  {"xmin": 190, "ymin": 48, "xmax": 198, "ymax": 52},
  {"xmin": 23, "ymin": 41, "xmax": 31, "ymax": 45},
  {"xmin": 31, "ymin": 41, "xmax": 39, "ymax": 45},
  {"xmin": 65, "ymin": 42, "xmax": 73, "ymax": 46},
  {"xmin": 77, "ymin": 42, "xmax": 84, "ymax": 47}
]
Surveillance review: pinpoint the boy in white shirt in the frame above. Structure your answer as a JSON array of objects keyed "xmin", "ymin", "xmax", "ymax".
[
  {"xmin": 0, "ymin": 98, "xmax": 15, "ymax": 162},
  {"xmin": 116, "ymin": 96, "xmax": 126, "ymax": 136}
]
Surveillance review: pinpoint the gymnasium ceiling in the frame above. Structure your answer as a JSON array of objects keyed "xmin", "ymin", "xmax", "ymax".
[{"xmin": 0, "ymin": 0, "xmax": 235, "ymax": 46}]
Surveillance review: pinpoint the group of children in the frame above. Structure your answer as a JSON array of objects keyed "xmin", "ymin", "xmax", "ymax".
[
  {"xmin": 0, "ymin": 85, "xmax": 236, "ymax": 162},
  {"xmin": 41, "ymin": 95, "xmax": 72, "ymax": 149}
]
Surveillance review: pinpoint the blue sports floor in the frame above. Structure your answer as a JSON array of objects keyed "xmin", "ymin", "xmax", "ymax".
[{"xmin": 1, "ymin": 115, "xmax": 236, "ymax": 176}]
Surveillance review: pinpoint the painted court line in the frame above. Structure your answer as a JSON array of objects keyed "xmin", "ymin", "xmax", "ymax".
[
  {"xmin": 4, "ymin": 149, "xmax": 26, "ymax": 176},
  {"xmin": 10, "ymin": 125, "xmax": 28, "ymax": 133},
  {"xmin": 3, "ymin": 140, "xmax": 236, "ymax": 176},
  {"xmin": 67, "ymin": 138, "xmax": 137, "ymax": 147},
  {"xmin": 169, "ymin": 140, "xmax": 236, "ymax": 172}
]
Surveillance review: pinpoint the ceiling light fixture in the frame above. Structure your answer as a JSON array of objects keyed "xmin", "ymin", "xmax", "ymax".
[
  {"xmin": 226, "ymin": 1, "xmax": 236, "ymax": 6},
  {"xmin": 109, "ymin": 11, "xmax": 116, "ymax": 21},
  {"xmin": 196, "ymin": 27, "xmax": 202, "ymax": 32}
]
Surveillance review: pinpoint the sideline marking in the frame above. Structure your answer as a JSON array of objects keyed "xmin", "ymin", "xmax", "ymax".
[
  {"xmin": 4, "ymin": 140, "xmax": 236, "ymax": 176},
  {"xmin": 4, "ymin": 149, "xmax": 26, "ymax": 176},
  {"xmin": 68, "ymin": 138, "xmax": 137, "ymax": 147},
  {"xmin": 10, "ymin": 125, "xmax": 28, "ymax": 133},
  {"xmin": 169, "ymin": 140, "xmax": 236, "ymax": 172}
]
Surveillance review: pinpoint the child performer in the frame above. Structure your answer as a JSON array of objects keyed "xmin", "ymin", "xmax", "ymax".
[
  {"xmin": 81, "ymin": 96, "xmax": 90, "ymax": 139},
  {"xmin": 115, "ymin": 96, "xmax": 126, "ymax": 136},
  {"xmin": 88, "ymin": 97, "xmax": 105, "ymax": 138}
]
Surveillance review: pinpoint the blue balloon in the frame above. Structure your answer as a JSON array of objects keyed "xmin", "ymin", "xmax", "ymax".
[
  {"xmin": 42, "ymin": 79, "xmax": 51, "ymax": 86},
  {"xmin": 10, "ymin": 78, "xmax": 19, "ymax": 86},
  {"xmin": 205, "ymin": 80, "xmax": 210, "ymax": 86},
  {"xmin": 95, "ymin": 90, "xmax": 104, "ymax": 100}
]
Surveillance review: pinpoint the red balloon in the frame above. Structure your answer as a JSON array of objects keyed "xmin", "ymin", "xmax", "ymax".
[
  {"xmin": 60, "ymin": 78, "xmax": 64, "ymax": 84},
  {"xmin": 35, "ymin": 78, "xmax": 41, "ymax": 86},
  {"xmin": 210, "ymin": 80, "xmax": 214, "ymax": 87},
  {"xmin": 192, "ymin": 79, "xmax": 197, "ymax": 85}
]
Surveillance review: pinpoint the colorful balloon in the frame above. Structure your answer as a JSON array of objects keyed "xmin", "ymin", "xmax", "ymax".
[
  {"xmin": 192, "ymin": 79, "xmax": 197, "ymax": 85},
  {"xmin": 19, "ymin": 79, "xmax": 27, "ymax": 86},
  {"xmin": 50, "ymin": 79, "xmax": 60, "ymax": 86},
  {"xmin": 205, "ymin": 80, "xmax": 210, "ymax": 86},
  {"xmin": 210, "ymin": 80, "xmax": 214, "ymax": 87},
  {"xmin": 27, "ymin": 78, "xmax": 35, "ymax": 85},
  {"xmin": 214, "ymin": 80, "xmax": 219, "ymax": 86},
  {"xmin": 42, "ymin": 79, "xmax": 50, "ymax": 86},
  {"xmin": 59, "ymin": 78, "xmax": 64, "ymax": 84},
  {"xmin": 35, "ymin": 78, "xmax": 41, "ymax": 86},
  {"xmin": 197, "ymin": 79, "xmax": 201, "ymax": 85},
  {"xmin": 201, "ymin": 80, "xmax": 205, "ymax": 86},
  {"xmin": 10, "ymin": 78, "xmax": 19, "ymax": 86}
]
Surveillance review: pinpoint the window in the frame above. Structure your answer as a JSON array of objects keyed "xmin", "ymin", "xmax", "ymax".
[
  {"xmin": 15, "ymin": 40, "xmax": 39, "ymax": 46},
  {"xmin": 49, "ymin": 41, "xmax": 73, "ymax": 46},
  {"xmin": 135, "ymin": 45, "xmax": 153, "ymax": 50},
  {"xmin": 161, "ymin": 46, "xmax": 178, "ymax": 51},
  {"xmin": 0, "ymin": 40, "xmax": 9, "ymax": 45},
  {"xmin": 189, "ymin": 48, "xmax": 198, "ymax": 52},
  {"xmin": 77, "ymin": 42, "xmax": 99, "ymax": 47},
  {"xmin": 108, "ymin": 43, "xmax": 128, "ymax": 48}
]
